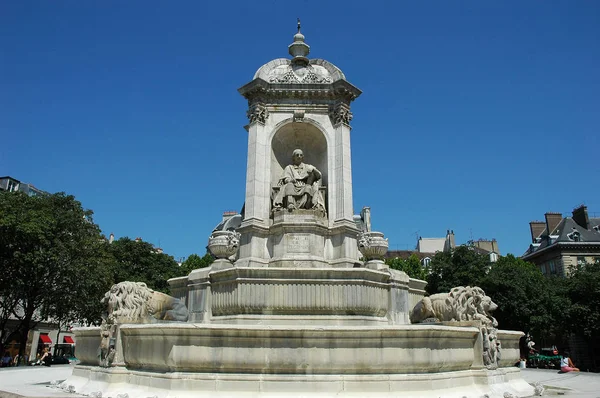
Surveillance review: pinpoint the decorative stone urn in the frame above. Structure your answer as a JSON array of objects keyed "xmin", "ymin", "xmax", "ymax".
[
  {"xmin": 357, "ymin": 231, "xmax": 389, "ymax": 270},
  {"xmin": 208, "ymin": 231, "xmax": 241, "ymax": 270}
]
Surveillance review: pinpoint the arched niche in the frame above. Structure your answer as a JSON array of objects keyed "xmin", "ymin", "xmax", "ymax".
[{"xmin": 270, "ymin": 121, "xmax": 328, "ymax": 198}]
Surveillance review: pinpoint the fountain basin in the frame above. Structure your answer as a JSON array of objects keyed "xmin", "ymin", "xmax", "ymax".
[{"xmin": 69, "ymin": 323, "xmax": 530, "ymax": 397}]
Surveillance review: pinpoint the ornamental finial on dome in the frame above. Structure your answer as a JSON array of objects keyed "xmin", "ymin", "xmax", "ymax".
[{"xmin": 289, "ymin": 18, "xmax": 309, "ymax": 65}]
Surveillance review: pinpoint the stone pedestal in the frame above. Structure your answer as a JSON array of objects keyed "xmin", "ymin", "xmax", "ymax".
[{"xmin": 269, "ymin": 210, "xmax": 328, "ymax": 267}]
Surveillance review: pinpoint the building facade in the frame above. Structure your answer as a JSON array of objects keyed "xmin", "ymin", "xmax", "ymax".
[
  {"xmin": 0, "ymin": 176, "xmax": 47, "ymax": 196},
  {"xmin": 521, "ymin": 205, "xmax": 600, "ymax": 276}
]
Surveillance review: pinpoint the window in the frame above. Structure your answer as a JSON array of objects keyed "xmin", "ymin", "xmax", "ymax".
[
  {"xmin": 548, "ymin": 260, "xmax": 556, "ymax": 274},
  {"xmin": 7, "ymin": 180, "xmax": 18, "ymax": 192},
  {"xmin": 422, "ymin": 257, "xmax": 431, "ymax": 267},
  {"xmin": 567, "ymin": 229, "xmax": 581, "ymax": 242},
  {"xmin": 490, "ymin": 252, "xmax": 498, "ymax": 262},
  {"xmin": 577, "ymin": 256, "xmax": 586, "ymax": 266}
]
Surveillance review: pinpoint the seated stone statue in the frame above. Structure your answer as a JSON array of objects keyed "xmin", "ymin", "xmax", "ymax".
[{"xmin": 273, "ymin": 149, "xmax": 326, "ymax": 213}]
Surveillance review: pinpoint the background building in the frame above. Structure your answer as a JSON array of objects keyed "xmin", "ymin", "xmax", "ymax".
[
  {"xmin": 0, "ymin": 176, "xmax": 47, "ymax": 196},
  {"xmin": 521, "ymin": 205, "xmax": 600, "ymax": 276},
  {"xmin": 386, "ymin": 230, "xmax": 500, "ymax": 265}
]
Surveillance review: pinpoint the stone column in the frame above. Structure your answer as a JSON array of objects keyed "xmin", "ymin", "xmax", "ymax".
[
  {"xmin": 331, "ymin": 101, "xmax": 354, "ymax": 224},
  {"xmin": 236, "ymin": 101, "xmax": 271, "ymax": 267},
  {"xmin": 243, "ymin": 102, "xmax": 270, "ymax": 224}
]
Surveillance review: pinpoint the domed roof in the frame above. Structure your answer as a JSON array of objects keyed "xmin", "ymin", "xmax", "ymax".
[
  {"xmin": 252, "ymin": 22, "xmax": 346, "ymax": 84},
  {"xmin": 253, "ymin": 58, "xmax": 346, "ymax": 84}
]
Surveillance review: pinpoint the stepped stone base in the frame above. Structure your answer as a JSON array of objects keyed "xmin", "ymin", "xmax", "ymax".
[{"xmin": 68, "ymin": 367, "xmax": 533, "ymax": 398}]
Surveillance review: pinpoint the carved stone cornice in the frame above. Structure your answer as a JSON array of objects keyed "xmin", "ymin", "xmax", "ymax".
[{"xmin": 238, "ymin": 78, "xmax": 361, "ymax": 105}]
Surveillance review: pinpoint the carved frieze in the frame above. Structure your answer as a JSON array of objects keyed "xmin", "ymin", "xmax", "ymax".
[
  {"xmin": 269, "ymin": 65, "xmax": 332, "ymax": 84},
  {"xmin": 211, "ymin": 280, "xmax": 388, "ymax": 317}
]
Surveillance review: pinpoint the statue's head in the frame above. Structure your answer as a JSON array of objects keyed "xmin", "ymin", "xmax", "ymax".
[{"xmin": 292, "ymin": 149, "xmax": 304, "ymax": 165}]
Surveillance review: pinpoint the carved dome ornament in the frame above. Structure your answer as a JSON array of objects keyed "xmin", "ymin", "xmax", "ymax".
[{"xmin": 250, "ymin": 23, "xmax": 347, "ymax": 86}]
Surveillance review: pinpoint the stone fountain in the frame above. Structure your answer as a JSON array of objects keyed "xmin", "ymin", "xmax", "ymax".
[{"xmin": 65, "ymin": 25, "xmax": 534, "ymax": 398}]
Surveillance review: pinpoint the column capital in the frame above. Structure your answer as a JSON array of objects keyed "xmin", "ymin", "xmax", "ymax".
[
  {"xmin": 247, "ymin": 102, "xmax": 269, "ymax": 125},
  {"xmin": 329, "ymin": 102, "xmax": 353, "ymax": 127}
]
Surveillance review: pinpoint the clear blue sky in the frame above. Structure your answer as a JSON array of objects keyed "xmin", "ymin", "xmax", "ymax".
[{"xmin": 1, "ymin": 1, "xmax": 598, "ymax": 259}]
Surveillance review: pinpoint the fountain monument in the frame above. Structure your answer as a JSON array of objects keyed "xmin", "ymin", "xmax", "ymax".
[{"xmin": 65, "ymin": 24, "xmax": 534, "ymax": 398}]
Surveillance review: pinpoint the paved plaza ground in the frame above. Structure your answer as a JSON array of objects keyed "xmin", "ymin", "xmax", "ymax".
[{"xmin": 0, "ymin": 365, "xmax": 598, "ymax": 398}]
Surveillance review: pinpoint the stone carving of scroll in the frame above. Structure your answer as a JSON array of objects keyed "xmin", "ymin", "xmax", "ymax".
[
  {"xmin": 99, "ymin": 319, "xmax": 116, "ymax": 367},
  {"xmin": 409, "ymin": 286, "xmax": 501, "ymax": 369}
]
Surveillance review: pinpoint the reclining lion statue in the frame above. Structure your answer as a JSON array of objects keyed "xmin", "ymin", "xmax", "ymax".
[
  {"xmin": 409, "ymin": 286, "xmax": 497, "ymax": 326},
  {"xmin": 98, "ymin": 281, "xmax": 188, "ymax": 367},
  {"xmin": 101, "ymin": 281, "xmax": 188, "ymax": 323},
  {"xmin": 410, "ymin": 286, "xmax": 501, "ymax": 369}
]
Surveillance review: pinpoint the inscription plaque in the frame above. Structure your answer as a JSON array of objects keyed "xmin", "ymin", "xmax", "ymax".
[{"xmin": 286, "ymin": 234, "xmax": 310, "ymax": 253}]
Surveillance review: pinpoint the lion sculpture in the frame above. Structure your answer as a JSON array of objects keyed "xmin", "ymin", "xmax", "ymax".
[
  {"xmin": 97, "ymin": 281, "xmax": 188, "ymax": 367},
  {"xmin": 410, "ymin": 286, "xmax": 501, "ymax": 369},
  {"xmin": 409, "ymin": 286, "xmax": 497, "ymax": 325},
  {"xmin": 101, "ymin": 281, "xmax": 189, "ymax": 323}
]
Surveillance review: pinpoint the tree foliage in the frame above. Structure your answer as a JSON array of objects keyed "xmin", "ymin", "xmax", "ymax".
[
  {"xmin": 478, "ymin": 254, "xmax": 567, "ymax": 340},
  {"xmin": 426, "ymin": 246, "xmax": 490, "ymax": 294},
  {"xmin": 385, "ymin": 254, "xmax": 428, "ymax": 280},
  {"xmin": 565, "ymin": 261, "xmax": 600, "ymax": 339},
  {"xmin": 0, "ymin": 191, "xmax": 114, "ymax": 356},
  {"xmin": 423, "ymin": 248, "xmax": 584, "ymax": 349},
  {"xmin": 108, "ymin": 237, "xmax": 180, "ymax": 293},
  {"xmin": 178, "ymin": 252, "xmax": 214, "ymax": 276}
]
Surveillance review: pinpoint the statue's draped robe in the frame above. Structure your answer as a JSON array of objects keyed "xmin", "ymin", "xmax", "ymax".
[{"xmin": 273, "ymin": 163, "xmax": 325, "ymax": 211}]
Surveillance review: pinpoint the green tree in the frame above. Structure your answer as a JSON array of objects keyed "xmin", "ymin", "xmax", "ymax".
[
  {"xmin": 565, "ymin": 261, "xmax": 600, "ymax": 339},
  {"xmin": 426, "ymin": 246, "xmax": 490, "ymax": 294},
  {"xmin": 386, "ymin": 254, "xmax": 428, "ymax": 280},
  {"xmin": 479, "ymin": 254, "xmax": 567, "ymax": 341},
  {"xmin": 178, "ymin": 252, "xmax": 214, "ymax": 276},
  {"xmin": 0, "ymin": 191, "xmax": 114, "ymax": 361},
  {"xmin": 109, "ymin": 237, "xmax": 180, "ymax": 293}
]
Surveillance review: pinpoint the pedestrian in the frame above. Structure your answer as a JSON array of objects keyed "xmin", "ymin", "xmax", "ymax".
[
  {"xmin": 560, "ymin": 351, "xmax": 579, "ymax": 373},
  {"xmin": 39, "ymin": 347, "xmax": 52, "ymax": 367}
]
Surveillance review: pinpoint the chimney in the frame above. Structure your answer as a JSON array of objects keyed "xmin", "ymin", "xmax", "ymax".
[
  {"xmin": 445, "ymin": 230, "xmax": 456, "ymax": 252},
  {"xmin": 572, "ymin": 205, "xmax": 590, "ymax": 230},
  {"xmin": 491, "ymin": 238, "xmax": 499, "ymax": 255},
  {"xmin": 361, "ymin": 207, "xmax": 372, "ymax": 232},
  {"xmin": 529, "ymin": 221, "xmax": 546, "ymax": 242},
  {"xmin": 544, "ymin": 212, "xmax": 563, "ymax": 235}
]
